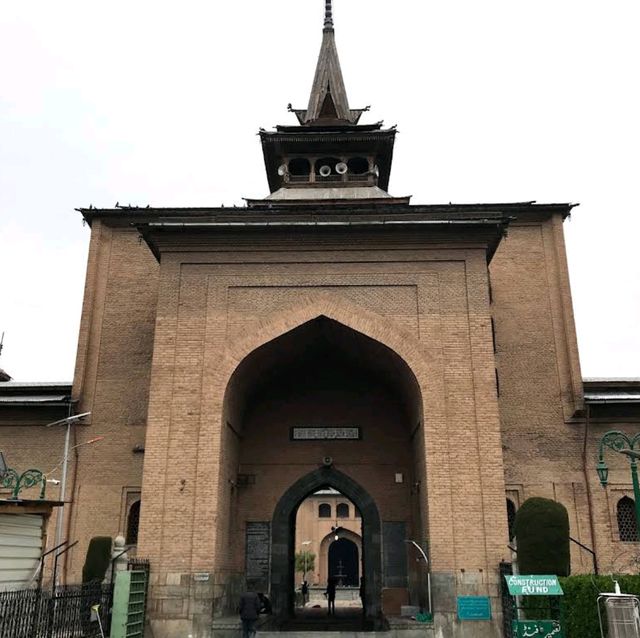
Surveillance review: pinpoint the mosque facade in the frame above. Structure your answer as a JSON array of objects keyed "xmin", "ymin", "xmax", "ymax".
[{"xmin": 1, "ymin": 2, "xmax": 639, "ymax": 637}]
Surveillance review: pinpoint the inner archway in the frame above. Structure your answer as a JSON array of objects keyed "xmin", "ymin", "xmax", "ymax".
[{"xmin": 271, "ymin": 467, "xmax": 382, "ymax": 623}]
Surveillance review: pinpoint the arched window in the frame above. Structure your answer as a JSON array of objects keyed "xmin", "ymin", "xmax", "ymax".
[
  {"xmin": 354, "ymin": 508, "xmax": 361, "ymax": 519},
  {"xmin": 288, "ymin": 158, "xmax": 311, "ymax": 176},
  {"xmin": 336, "ymin": 503, "xmax": 349, "ymax": 518},
  {"xmin": 617, "ymin": 496, "xmax": 638, "ymax": 542},
  {"xmin": 347, "ymin": 157, "xmax": 369, "ymax": 175},
  {"xmin": 126, "ymin": 500, "xmax": 141, "ymax": 545},
  {"xmin": 318, "ymin": 503, "xmax": 331, "ymax": 518},
  {"xmin": 506, "ymin": 498, "xmax": 517, "ymax": 541}
]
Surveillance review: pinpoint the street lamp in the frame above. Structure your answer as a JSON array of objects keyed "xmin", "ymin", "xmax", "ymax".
[
  {"xmin": 44, "ymin": 411, "xmax": 91, "ymax": 582},
  {"xmin": 597, "ymin": 430, "xmax": 640, "ymax": 541},
  {"xmin": 301, "ymin": 540, "xmax": 311, "ymax": 580}
]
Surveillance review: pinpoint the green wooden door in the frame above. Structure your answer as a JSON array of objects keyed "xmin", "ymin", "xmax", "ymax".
[{"xmin": 110, "ymin": 569, "xmax": 147, "ymax": 638}]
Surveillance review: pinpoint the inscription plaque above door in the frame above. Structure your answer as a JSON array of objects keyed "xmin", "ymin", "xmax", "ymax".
[{"xmin": 291, "ymin": 427, "xmax": 361, "ymax": 441}]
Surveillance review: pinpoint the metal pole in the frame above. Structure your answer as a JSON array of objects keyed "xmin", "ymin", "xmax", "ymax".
[
  {"xmin": 53, "ymin": 420, "xmax": 72, "ymax": 584},
  {"xmin": 629, "ymin": 459, "xmax": 640, "ymax": 542},
  {"xmin": 404, "ymin": 540, "xmax": 431, "ymax": 615}
]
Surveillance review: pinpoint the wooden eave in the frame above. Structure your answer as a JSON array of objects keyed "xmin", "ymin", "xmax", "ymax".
[
  {"xmin": 78, "ymin": 201, "xmax": 574, "ymax": 227},
  {"xmin": 0, "ymin": 499, "xmax": 64, "ymax": 514},
  {"xmin": 134, "ymin": 209, "xmax": 510, "ymax": 263}
]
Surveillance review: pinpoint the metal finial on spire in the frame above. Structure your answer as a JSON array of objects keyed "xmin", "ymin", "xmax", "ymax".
[{"xmin": 324, "ymin": 0, "xmax": 333, "ymax": 29}]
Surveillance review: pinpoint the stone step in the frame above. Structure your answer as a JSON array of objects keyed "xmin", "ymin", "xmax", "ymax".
[
  {"xmin": 212, "ymin": 616, "xmax": 434, "ymax": 638},
  {"xmin": 255, "ymin": 632, "xmax": 434, "ymax": 638},
  {"xmin": 251, "ymin": 636, "xmax": 435, "ymax": 638}
]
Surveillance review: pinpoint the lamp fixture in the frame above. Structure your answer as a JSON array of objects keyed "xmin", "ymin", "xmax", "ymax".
[{"xmin": 596, "ymin": 459, "xmax": 609, "ymax": 487}]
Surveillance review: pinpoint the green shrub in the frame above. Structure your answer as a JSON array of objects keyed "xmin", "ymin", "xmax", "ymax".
[
  {"xmin": 515, "ymin": 498, "xmax": 570, "ymax": 576},
  {"xmin": 82, "ymin": 536, "xmax": 112, "ymax": 583},
  {"xmin": 559, "ymin": 574, "xmax": 640, "ymax": 638}
]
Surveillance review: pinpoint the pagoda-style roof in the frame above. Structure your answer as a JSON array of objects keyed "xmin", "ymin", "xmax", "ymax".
[
  {"xmin": 259, "ymin": 125, "xmax": 397, "ymax": 194},
  {"xmin": 256, "ymin": 0, "xmax": 398, "ymax": 198}
]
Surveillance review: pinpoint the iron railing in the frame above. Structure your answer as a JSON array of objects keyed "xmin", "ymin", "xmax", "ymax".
[
  {"xmin": 499, "ymin": 561, "xmax": 514, "ymax": 638},
  {"xmin": 0, "ymin": 582, "xmax": 113, "ymax": 638}
]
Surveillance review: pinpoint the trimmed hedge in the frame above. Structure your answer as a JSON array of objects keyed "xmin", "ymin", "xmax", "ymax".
[
  {"xmin": 559, "ymin": 574, "xmax": 640, "ymax": 638},
  {"xmin": 82, "ymin": 536, "xmax": 112, "ymax": 583},
  {"xmin": 515, "ymin": 497, "xmax": 570, "ymax": 576}
]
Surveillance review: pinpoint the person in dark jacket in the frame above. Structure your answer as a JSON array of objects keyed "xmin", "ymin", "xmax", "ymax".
[
  {"xmin": 239, "ymin": 585, "xmax": 262, "ymax": 638},
  {"xmin": 325, "ymin": 576, "xmax": 337, "ymax": 616}
]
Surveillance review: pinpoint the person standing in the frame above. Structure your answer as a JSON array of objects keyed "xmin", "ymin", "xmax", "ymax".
[
  {"xmin": 301, "ymin": 580, "xmax": 309, "ymax": 606},
  {"xmin": 325, "ymin": 576, "xmax": 337, "ymax": 616},
  {"xmin": 239, "ymin": 585, "xmax": 262, "ymax": 638}
]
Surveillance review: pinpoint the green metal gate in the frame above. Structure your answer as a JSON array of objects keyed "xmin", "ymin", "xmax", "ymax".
[{"xmin": 110, "ymin": 568, "xmax": 148, "ymax": 638}]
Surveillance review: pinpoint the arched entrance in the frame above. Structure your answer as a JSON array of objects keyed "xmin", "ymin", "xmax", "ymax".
[
  {"xmin": 220, "ymin": 315, "xmax": 426, "ymax": 624},
  {"xmin": 329, "ymin": 538, "xmax": 358, "ymax": 586},
  {"xmin": 271, "ymin": 467, "xmax": 381, "ymax": 622}
]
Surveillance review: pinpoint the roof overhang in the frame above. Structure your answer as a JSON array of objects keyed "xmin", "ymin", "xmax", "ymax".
[
  {"xmin": 584, "ymin": 378, "xmax": 640, "ymax": 405},
  {"xmin": 0, "ymin": 383, "xmax": 73, "ymax": 407},
  {"xmin": 134, "ymin": 209, "xmax": 511, "ymax": 263},
  {"xmin": 0, "ymin": 499, "xmax": 64, "ymax": 514}
]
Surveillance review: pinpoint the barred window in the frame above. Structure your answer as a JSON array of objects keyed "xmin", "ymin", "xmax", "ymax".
[
  {"xmin": 617, "ymin": 497, "xmax": 638, "ymax": 542},
  {"xmin": 336, "ymin": 503, "xmax": 349, "ymax": 518},
  {"xmin": 506, "ymin": 498, "xmax": 517, "ymax": 541},
  {"xmin": 318, "ymin": 503, "xmax": 331, "ymax": 518},
  {"xmin": 126, "ymin": 500, "xmax": 141, "ymax": 545}
]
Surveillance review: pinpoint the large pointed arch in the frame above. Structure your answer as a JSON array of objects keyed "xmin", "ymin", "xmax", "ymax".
[
  {"xmin": 270, "ymin": 466, "xmax": 382, "ymax": 623},
  {"xmin": 198, "ymin": 296, "xmax": 431, "ymax": 621},
  {"xmin": 218, "ymin": 295, "xmax": 428, "ymax": 434},
  {"xmin": 224, "ymin": 295, "xmax": 428, "ymax": 381}
]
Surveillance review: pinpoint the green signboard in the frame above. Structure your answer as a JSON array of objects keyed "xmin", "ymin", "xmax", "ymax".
[
  {"xmin": 513, "ymin": 620, "xmax": 563, "ymax": 638},
  {"xmin": 457, "ymin": 596, "xmax": 492, "ymax": 620},
  {"xmin": 505, "ymin": 575, "xmax": 564, "ymax": 596}
]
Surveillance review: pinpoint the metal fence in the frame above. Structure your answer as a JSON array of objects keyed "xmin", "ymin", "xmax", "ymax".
[
  {"xmin": 499, "ymin": 561, "xmax": 514, "ymax": 638},
  {"xmin": 0, "ymin": 582, "xmax": 113, "ymax": 638}
]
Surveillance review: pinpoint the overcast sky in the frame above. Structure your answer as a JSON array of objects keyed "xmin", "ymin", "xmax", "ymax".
[{"xmin": 1, "ymin": 0, "xmax": 638, "ymax": 382}]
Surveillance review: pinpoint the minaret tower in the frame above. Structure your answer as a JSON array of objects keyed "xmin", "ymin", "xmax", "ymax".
[{"xmin": 254, "ymin": 0, "xmax": 406, "ymax": 204}]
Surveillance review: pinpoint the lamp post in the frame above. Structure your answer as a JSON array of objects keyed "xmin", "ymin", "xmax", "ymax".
[
  {"xmin": 45, "ymin": 413, "xmax": 90, "ymax": 557},
  {"xmin": 597, "ymin": 430, "xmax": 640, "ymax": 541},
  {"xmin": 301, "ymin": 540, "xmax": 311, "ymax": 580}
]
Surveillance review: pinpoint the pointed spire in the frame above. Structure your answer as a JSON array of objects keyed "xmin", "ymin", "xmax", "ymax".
[
  {"xmin": 287, "ymin": 1, "xmax": 368, "ymax": 126},
  {"xmin": 304, "ymin": 0, "xmax": 355, "ymax": 124}
]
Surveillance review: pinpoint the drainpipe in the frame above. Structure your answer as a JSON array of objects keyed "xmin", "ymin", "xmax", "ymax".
[{"xmin": 582, "ymin": 402, "xmax": 600, "ymax": 574}]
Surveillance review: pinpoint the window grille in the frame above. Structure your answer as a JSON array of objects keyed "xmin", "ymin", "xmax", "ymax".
[
  {"xmin": 617, "ymin": 496, "xmax": 638, "ymax": 542},
  {"xmin": 318, "ymin": 503, "xmax": 331, "ymax": 518},
  {"xmin": 336, "ymin": 503, "xmax": 349, "ymax": 518},
  {"xmin": 506, "ymin": 498, "xmax": 517, "ymax": 541},
  {"xmin": 126, "ymin": 500, "xmax": 141, "ymax": 545}
]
